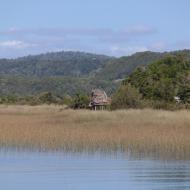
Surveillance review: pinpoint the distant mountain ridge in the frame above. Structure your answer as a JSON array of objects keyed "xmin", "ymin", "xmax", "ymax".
[
  {"xmin": 0, "ymin": 50, "xmax": 190, "ymax": 96},
  {"xmin": 96, "ymin": 50, "xmax": 190, "ymax": 81},
  {"xmin": 0, "ymin": 51, "xmax": 112, "ymax": 77}
]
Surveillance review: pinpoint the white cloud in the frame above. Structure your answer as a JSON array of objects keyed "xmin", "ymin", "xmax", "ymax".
[
  {"xmin": 0, "ymin": 40, "xmax": 37, "ymax": 49},
  {"xmin": 0, "ymin": 25, "xmax": 158, "ymax": 57},
  {"xmin": 0, "ymin": 26, "xmax": 156, "ymax": 41}
]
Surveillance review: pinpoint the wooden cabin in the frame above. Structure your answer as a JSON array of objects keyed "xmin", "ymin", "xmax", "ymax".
[{"xmin": 89, "ymin": 89, "xmax": 111, "ymax": 110}]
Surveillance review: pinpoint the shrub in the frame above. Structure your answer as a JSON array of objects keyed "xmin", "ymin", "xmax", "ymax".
[
  {"xmin": 111, "ymin": 84, "xmax": 143, "ymax": 110},
  {"xmin": 71, "ymin": 93, "xmax": 90, "ymax": 109},
  {"xmin": 38, "ymin": 92, "xmax": 56, "ymax": 104}
]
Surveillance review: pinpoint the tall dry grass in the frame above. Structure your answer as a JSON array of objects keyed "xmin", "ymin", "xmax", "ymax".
[{"xmin": 0, "ymin": 105, "xmax": 189, "ymax": 159}]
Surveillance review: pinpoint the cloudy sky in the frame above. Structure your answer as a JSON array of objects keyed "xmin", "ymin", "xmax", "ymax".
[{"xmin": 0, "ymin": 0, "xmax": 190, "ymax": 58}]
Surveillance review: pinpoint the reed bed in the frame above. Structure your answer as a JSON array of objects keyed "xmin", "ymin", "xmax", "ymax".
[{"xmin": 0, "ymin": 105, "xmax": 189, "ymax": 159}]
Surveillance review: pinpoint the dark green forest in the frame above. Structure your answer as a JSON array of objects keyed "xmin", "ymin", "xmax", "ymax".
[
  {"xmin": 1, "ymin": 50, "xmax": 190, "ymax": 108},
  {"xmin": 0, "ymin": 51, "xmax": 114, "ymax": 96},
  {"xmin": 112, "ymin": 53, "xmax": 190, "ymax": 110}
]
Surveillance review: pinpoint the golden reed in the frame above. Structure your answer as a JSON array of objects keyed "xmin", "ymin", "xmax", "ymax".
[{"xmin": 0, "ymin": 105, "xmax": 189, "ymax": 159}]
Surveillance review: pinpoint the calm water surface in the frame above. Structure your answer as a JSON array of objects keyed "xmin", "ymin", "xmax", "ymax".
[{"xmin": 0, "ymin": 151, "xmax": 189, "ymax": 190}]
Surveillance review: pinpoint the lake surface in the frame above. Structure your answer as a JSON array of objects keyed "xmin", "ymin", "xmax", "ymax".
[{"xmin": 0, "ymin": 151, "xmax": 189, "ymax": 190}]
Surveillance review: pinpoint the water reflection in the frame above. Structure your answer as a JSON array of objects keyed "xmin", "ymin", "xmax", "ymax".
[{"xmin": 0, "ymin": 151, "xmax": 189, "ymax": 190}]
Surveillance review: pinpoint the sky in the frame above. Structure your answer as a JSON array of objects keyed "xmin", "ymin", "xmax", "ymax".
[{"xmin": 0, "ymin": 0, "xmax": 190, "ymax": 58}]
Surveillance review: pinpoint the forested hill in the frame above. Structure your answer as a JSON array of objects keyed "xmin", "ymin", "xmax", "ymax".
[
  {"xmin": 96, "ymin": 50, "xmax": 190, "ymax": 81},
  {"xmin": 1, "ymin": 50, "xmax": 190, "ymax": 96},
  {"xmin": 111, "ymin": 53, "xmax": 190, "ymax": 110},
  {"xmin": 95, "ymin": 51, "xmax": 164, "ymax": 81},
  {"xmin": 0, "ymin": 51, "xmax": 112, "ymax": 77}
]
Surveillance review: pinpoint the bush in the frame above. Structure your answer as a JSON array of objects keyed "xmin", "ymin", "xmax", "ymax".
[
  {"xmin": 0, "ymin": 95, "xmax": 18, "ymax": 104},
  {"xmin": 111, "ymin": 84, "xmax": 143, "ymax": 110},
  {"xmin": 71, "ymin": 93, "xmax": 90, "ymax": 109},
  {"xmin": 38, "ymin": 92, "xmax": 57, "ymax": 104},
  {"xmin": 62, "ymin": 95, "xmax": 73, "ymax": 107}
]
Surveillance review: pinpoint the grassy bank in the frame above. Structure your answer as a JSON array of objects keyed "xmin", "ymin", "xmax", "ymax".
[{"xmin": 0, "ymin": 105, "xmax": 189, "ymax": 159}]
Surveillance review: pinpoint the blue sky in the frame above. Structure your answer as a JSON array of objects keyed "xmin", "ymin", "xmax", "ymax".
[{"xmin": 0, "ymin": 0, "xmax": 190, "ymax": 58}]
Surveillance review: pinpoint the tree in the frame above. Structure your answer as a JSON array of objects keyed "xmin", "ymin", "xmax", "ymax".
[
  {"xmin": 111, "ymin": 84, "xmax": 143, "ymax": 110},
  {"xmin": 38, "ymin": 92, "xmax": 56, "ymax": 104},
  {"xmin": 178, "ymin": 85, "xmax": 190, "ymax": 103},
  {"xmin": 123, "ymin": 54, "xmax": 190, "ymax": 103},
  {"xmin": 72, "ymin": 93, "xmax": 90, "ymax": 109}
]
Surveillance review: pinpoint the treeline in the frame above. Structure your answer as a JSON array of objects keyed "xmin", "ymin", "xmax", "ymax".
[
  {"xmin": 0, "ymin": 51, "xmax": 111, "ymax": 77},
  {"xmin": 0, "ymin": 51, "xmax": 115, "ymax": 97},
  {"xmin": 1, "ymin": 50, "xmax": 190, "ymax": 97},
  {"xmin": 0, "ymin": 92, "xmax": 69, "ymax": 105},
  {"xmin": 2, "ymin": 52, "xmax": 190, "ymax": 111},
  {"xmin": 0, "ymin": 92, "xmax": 91, "ymax": 109},
  {"xmin": 111, "ymin": 54, "xmax": 190, "ymax": 110}
]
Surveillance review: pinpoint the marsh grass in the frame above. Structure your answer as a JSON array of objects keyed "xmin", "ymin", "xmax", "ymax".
[{"xmin": 0, "ymin": 105, "xmax": 189, "ymax": 159}]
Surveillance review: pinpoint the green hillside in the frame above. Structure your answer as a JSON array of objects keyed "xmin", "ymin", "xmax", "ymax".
[
  {"xmin": 0, "ymin": 51, "xmax": 112, "ymax": 77},
  {"xmin": 1, "ymin": 50, "xmax": 190, "ymax": 97},
  {"xmin": 111, "ymin": 53, "xmax": 190, "ymax": 110},
  {"xmin": 95, "ymin": 51, "xmax": 165, "ymax": 81},
  {"xmin": 96, "ymin": 50, "xmax": 190, "ymax": 81},
  {"xmin": 126, "ymin": 54, "xmax": 190, "ymax": 101}
]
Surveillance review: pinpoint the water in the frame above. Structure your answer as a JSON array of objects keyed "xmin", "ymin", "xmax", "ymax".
[{"xmin": 0, "ymin": 151, "xmax": 189, "ymax": 190}]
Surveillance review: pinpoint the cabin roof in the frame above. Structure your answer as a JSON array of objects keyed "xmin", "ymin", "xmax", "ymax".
[{"xmin": 90, "ymin": 89, "xmax": 110, "ymax": 106}]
